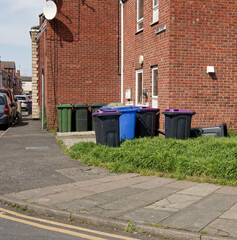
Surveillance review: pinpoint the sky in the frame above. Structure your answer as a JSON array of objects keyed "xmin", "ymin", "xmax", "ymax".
[{"xmin": 0, "ymin": 0, "xmax": 44, "ymax": 76}]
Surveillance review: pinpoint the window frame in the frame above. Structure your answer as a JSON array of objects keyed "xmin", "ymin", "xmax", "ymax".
[
  {"xmin": 152, "ymin": 0, "xmax": 159, "ymax": 24},
  {"xmin": 137, "ymin": 0, "xmax": 144, "ymax": 31}
]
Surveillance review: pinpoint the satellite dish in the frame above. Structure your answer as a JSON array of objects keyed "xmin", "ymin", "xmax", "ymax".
[{"xmin": 43, "ymin": 1, "xmax": 57, "ymax": 20}]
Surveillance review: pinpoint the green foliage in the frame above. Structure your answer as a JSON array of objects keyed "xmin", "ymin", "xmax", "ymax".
[
  {"xmin": 69, "ymin": 135, "xmax": 237, "ymax": 185},
  {"xmin": 228, "ymin": 129, "xmax": 237, "ymax": 137},
  {"xmin": 124, "ymin": 221, "xmax": 136, "ymax": 233},
  {"xmin": 22, "ymin": 206, "xmax": 28, "ymax": 211},
  {"xmin": 57, "ymin": 140, "xmax": 69, "ymax": 153},
  {"xmin": 49, "ymin": 130, "xmax": 57, "ymax": 136}
]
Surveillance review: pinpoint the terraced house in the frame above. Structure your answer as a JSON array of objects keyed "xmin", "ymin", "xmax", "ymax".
[
  {"xmin": 32, "ymin": 0, "xmax": 237, "ymax": 131},
  {"xmin": 121, "ymin": 0, "xmax": 237, "ymax": 130}
]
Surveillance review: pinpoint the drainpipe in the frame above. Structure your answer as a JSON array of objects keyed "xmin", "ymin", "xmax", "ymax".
[
  {"xmin": 42, "ymin": 68, "xmax": 44, "ymax": 130},
  {"xmin": 120, "ymin": 0, "xmax": 124, "ymax": 104}
]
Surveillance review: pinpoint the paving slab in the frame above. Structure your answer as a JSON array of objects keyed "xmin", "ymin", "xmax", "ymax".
[
  {"xmin": 83, "ymin": 176, "xmax": 155, "ymax": 194},
  {"xmin": 203, "ymin": 218, "xmax": 237, "ymax": 238},
  {"xmin": 127, "ymin": 186, "xmax": 177, "ymax": 203},
  {"xmin": 58, "ymin": 136, "xmax": 96, "ymax": 148},
  {"xmin": 159, "ymin": 193, "xmax": 237, "ymax": 232},
  {"xmin": 145, "ymin": 193, "xmax": 202, "ymax": 212},
  {"xmin": 178, "ymin": 183, "xmax": 221, "ymax": 197},
  {"xmin": 130, "ymin": 177, "xmax": 175, "ymax": 189},
  {"xmin": 57, "ymin": 131, "xmax": 95, "ymax": 137},
  {"xmin": 84, "ymin": 186, "xmax": 145, "ymax": 203},
  {"xmin": 118, "ymin": 208, "xmax": 173, "ymax": 224},
  {"xmin": 94, "ymin": 187, "xmax": 177, "ymax": 218},
  {"xmin": 165, "ymin": 180, "xmax": 198, "ymax": 190},
  {"xmin": 55, "ymin": 198, "xmax": 105, "ymax": 212},
  {"xmin": 55, "ymin": 167, "xmax": 112, "ymax": 181},
  {"xmin": 220, "ymin": 203, "xmax": 237, "ymax": 220},
  {"xmin": 29, "ymin": 189, "xmax": 96, "ymax": 205},
  {"xmin": 4, "ymin": 188, "xmax": 56, "ymax": 200},
  {"xmin": 216, "ymin": 186, "xmax": 237, "ymax": 196}
]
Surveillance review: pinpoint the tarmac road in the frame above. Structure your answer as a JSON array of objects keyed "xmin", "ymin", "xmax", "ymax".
[
  {"xmin": 0, "ymin": 204, "xmax": 159, "ymax": 240},
  {"xmin": 0, "ymin": 116, "xmax": 80, "ymax": 195}
]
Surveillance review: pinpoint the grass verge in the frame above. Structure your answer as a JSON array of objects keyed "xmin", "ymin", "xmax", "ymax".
[{"xmin": 69, "ymin": 133, "xmax": 237, "ymax": 186}]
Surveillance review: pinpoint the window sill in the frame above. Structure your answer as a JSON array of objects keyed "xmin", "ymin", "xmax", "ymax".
[
  {"xmin": 150, "ymin": 21, "xmax": 159, "ymax": 27},
  {"xmin": 135, "ymin": 29, "xmax": 143, "ymax": 35},
  {"xmin": 136, "ymin": 103, "xmax": 149, "ymax": 107}
]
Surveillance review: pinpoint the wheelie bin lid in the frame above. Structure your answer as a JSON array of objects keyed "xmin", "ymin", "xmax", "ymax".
[
  {"xmin": 162, "ymin": 109, "xmax": 196, "ymax": 115},
  {"xmin": 74, "ymin": 103, "xmax": 89, "ymax": 108},
  {"xmin": 92, "ymin": 110, "xmax": 122, "ymax": 117},
  {"xmin": 90, "ymin": 103, "xmax": 105, "ymax": 107},
  {"xmin": 57, "ymin": 104, "xmax": 72, "ymax": 109},
  {"xmin": 135, "ymin": 106, "xmax": 159, "ymax": 112},
  {"xmin": 99, "ymin": 106, "xmax": 140, "ymax": 113}
]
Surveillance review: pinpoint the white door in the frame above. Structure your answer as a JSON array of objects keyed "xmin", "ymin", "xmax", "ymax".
[{"xmin": 136, "ymin": 69, "xmax": 143, "ymax": 105}]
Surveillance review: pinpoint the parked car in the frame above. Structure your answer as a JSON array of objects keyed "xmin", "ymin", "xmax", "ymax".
[
  {"xmin": 0, "ymin": 93, "xmax": 14, "ymax": 128},
  {"xmin": 15, "ymin": 95, "xmax": 30, "ymax": 110},
  {"xmin": 0, "ymin": 88, "xmax": 17, "ymax": 119}
]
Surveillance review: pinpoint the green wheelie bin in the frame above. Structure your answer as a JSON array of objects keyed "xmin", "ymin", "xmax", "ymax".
[
  {"xmin": 57, "ymin": 104, "xmax": 72, "ymax": 132},
  {"xmin": 74, "ymin": 104, "xmax": 89, "ymax": 131}
]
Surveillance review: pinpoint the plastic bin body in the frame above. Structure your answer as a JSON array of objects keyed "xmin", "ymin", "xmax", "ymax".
[
  {"xmin": 135, "ymin": 107, "xmax": 159, "ymax": 138},
  {"xmin": 27, "ymin": 100, "xmax": 32, "ymax": 115},
  {"xmin": 100, "ymin": 106, "xmax": 139, "ymax": 141},
  {"xmin": 91, "ymin": 103, "xmax": 105, "ymax": 130},
  {"xmin": 93, "ymin": 110, "xmax": 121, "ymax": 147},
  {"xmin": 162, "ymin": 109, "xmax": 196, "ymax": 139},
  {"xmin": 190, "ymin": 123, "xmax": 227, "ymax": 138},
  {"xmin": 57, "ymin": 104, "xmax": 72, "ymax": 132},
  {"xmin": 74, "ymin": 104, "xmax": 89, "ymax": 132}
]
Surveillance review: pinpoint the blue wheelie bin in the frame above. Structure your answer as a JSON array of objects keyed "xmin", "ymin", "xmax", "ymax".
[{"xmin": 100, "ymin": 106, "xmax": 139, "ymax": 141}]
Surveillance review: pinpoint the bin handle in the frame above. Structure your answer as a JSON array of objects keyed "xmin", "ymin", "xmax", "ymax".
[
  {"xmin": 100, "ymin": 110, "xmax": 119, "ymax": 113},
  {"xmin": 165, "ymin": 109, "xmax": 179, "ymax": 112}
]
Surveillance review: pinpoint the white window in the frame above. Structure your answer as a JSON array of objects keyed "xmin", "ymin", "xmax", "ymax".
[
  {"xmin": 137, "ymin": 0, "xmax": 144, "ymax": 31},
  {"xmin": 136, "ymin": 69, "xmax": 143, "ymax": 105},
  {"xmin": 152, "ymin": 67, "xmax": 158, "ymax": 108},
  {"xmin": 153, "ymin": 0, "xmax": 159, "ymax": 23}
]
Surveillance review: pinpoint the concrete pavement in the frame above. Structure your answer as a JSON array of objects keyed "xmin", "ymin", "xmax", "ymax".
[{"xmin": 1, "ymin": 116, "xmax": 237, "ymax": 240}]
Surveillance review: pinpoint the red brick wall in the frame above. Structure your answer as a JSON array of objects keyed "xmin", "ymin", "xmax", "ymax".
[
  {"xmin": 169, "ymin": 0, "xmax": 237, "ymax": 130},
  {"xmin": 123, "ymin": 0, "xmax": 237, "ymax": 130},
  {"xmin": 123, "ymin": 0, "xmax": 170, "ymax": 129},
  {"xmin": 38, "ymin": 0, "xmax": 121, "ymax": 130}
]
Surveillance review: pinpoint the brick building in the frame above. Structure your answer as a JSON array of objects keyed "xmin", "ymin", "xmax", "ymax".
[
  {"xmin": 121, "ymin": 0, "xmax": 237, "ymax": 130},
  {"xmin": 0, "ymin": 61, "xmax": 22, "ymax": 95},
  {"xmin": 33, "ymin": 0, "xmax": 236, "ymax": 131},
  {"xmin": 32, "ymin": 0, "xmax": 121, "ymax": 130}
]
